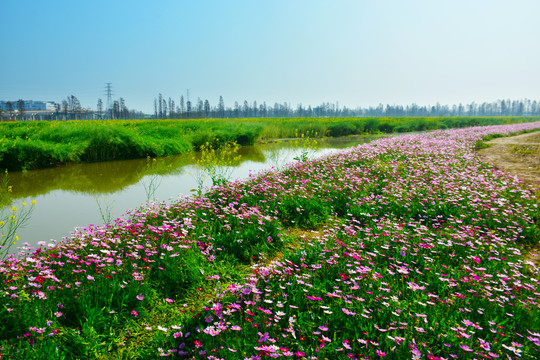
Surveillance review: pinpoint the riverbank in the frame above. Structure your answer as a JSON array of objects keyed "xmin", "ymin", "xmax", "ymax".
[
  {"xmin": 1, "ymin": 116, "xmax": 538, "ymax": 171},
  {"xmin": 0, "ymin": 135, "xmax": 380, "ymax": 252},
  {"xmin": 1, "ymin": 122, "xmax": 540, "ymax": 359}
]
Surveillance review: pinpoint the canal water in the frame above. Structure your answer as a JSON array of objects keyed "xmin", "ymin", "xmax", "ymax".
[{"xmin": 2, "ymin": 135, "xmax": 384, "ymax": 253}]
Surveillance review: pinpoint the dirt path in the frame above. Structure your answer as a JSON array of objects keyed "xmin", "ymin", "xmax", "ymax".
[
  {"xmin": 479, "ymin": 131, "xmax": 540, "ymax": 270},
  {"xmin": 480, "ymin": 131, "xmax": 540, "ymax": 186}
]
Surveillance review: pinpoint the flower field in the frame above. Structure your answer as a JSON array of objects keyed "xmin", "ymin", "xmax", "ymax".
[{"xmin": 1, "ymin": 123, "xmax": 540, "ymax": 359}]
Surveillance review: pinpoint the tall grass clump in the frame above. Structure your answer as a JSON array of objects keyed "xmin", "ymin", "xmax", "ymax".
[
  {"xmin": 0, "ymin": 171, "xmax": 35, "ymax": 258},
  {"xmin": 2, "ymin": 117, "xmax": 539, "ymax": 171},
  {"xmin": 192, "ymin": 141, "xmax": 241, "ymax": 195}
]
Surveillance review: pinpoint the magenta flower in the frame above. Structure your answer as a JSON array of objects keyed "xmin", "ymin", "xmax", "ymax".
[
  {"xmin": 342, "ymin": 308, "xmax": 356, "ymax": 316},
  {"xmin": 258, "ymin": 331, "xmax": 270, "ymax": 343}
]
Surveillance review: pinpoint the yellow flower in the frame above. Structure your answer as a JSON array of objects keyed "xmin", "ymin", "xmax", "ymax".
[
  {"xmin": 31, "ymin": 200, "xmax": 36, "ymax": 205},
  {"xmin": 11, "ymin": 206, "xmax": 17, "ymax": 212},
  {"xmin": 22, "ymin": 202, "xmax": 27, "ymax": 206}
]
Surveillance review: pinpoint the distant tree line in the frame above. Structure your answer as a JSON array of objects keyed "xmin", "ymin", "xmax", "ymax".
[
  {"xmin": 3, "ymin": 95, "xmax": 540, "ymax": 121},
  {"xmin": 94, "ymin": 97, "xmax": 144, "ymax": 120},
  {"xmin": 1, "ymin": 100, "xmax": 27, "ymax": 120},
  {"xmin": 0, "ymin": 95, "xmax": 145, "ymax": 121},
  {"xmin": 152, "ymin": 95, "xmax": 540, "ymax": 119},
  {"xmin": 1, "ymin": 97, "xmax": 91, "ymax": 121}
]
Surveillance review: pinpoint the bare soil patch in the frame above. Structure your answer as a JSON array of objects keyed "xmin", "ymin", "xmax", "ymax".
[
  {"xmin": 480, "ymin": 131, "xmax": 540, "ymax": 186},
  {"xmin": 480, "ymin": 131, "xmax": 540, "ymax": 270}
]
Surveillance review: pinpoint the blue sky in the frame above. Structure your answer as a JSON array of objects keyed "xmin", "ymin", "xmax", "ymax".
[{"xmin": 1, "ymin": 0, "xmax": 539, "ymax": 113}]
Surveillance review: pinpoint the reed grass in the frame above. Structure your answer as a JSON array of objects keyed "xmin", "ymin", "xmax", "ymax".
[{"xmin": 1, "ymin": 117, "xmax": 538, "ymax": 171}]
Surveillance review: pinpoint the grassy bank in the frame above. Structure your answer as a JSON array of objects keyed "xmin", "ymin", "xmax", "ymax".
[
  {"xmin": 1, "ymin": 117, "xmax": 539, "ymax": 171},
  {"xmin": 1, "ymin": 122, "xmax": 539, "ymax": 359}
]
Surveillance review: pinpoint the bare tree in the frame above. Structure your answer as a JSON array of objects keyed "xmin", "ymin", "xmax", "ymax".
[
  {"xmin": 168, "ymin": 97, "xmax": 175, "ymax": 118},
  {"xmin": 97, "ymin": 99, "xmax": 103, "ymax": 119},
  {"xmin": 218, "ymin": 96, "xmax": 225, "ymax": 118},
  {"xmin": 204, "ymin": 99, "xmax": 210, "ymax": 118},
  {"xmin": 17, "ymin": 99, "xmax": 25, "ymax": 120},
  {"xmin": 54, "ymin": 103, "xmax": 60, "ymax": 120},
  {"xmin": 61, "ymin": 100, "xmax": 69, "ymax": 119},
  {"xmin": 112, "ymin": 101, "xmax": 120, "ymax": 119},
  {"xmin": 233, "ymin": 101, "xmax": 240, "ymax": 118},
  {"xmin": 65, "ymin": 95, "xmax": 81, "ymax": 119},
  {"xmin": 119, "ymin": 98, "xmax": 127, "ymax": 119},
  {"xmin": 6, "ymin": 101, "xmax": 14, "ymax": 119},
  {"xmin": 186, "ymin": 99, "xmax": 192, "ymax": 118},
  {"xmin": 158, "ymin": 93, "xmax": 163, "ymax": 118},
  {"xmin": 179, "ymin": 95, "xmax": 185, "ymax": 118},
  {"xmin": 197, "ymin": 98, "xmax": 203, "ymax": 117},
  {"xmin": 243, "ymin": 100, "xmax": 250, "ymax": 117}
]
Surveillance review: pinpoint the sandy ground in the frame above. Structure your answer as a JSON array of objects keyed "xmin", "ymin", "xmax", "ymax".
[
  {"xmin": 480, "ymin": 131, "xmax": 540, "ymax": 185},
  {"xmin": 479, "ymin": 131, "xmax": 540, "ymax": 270}
]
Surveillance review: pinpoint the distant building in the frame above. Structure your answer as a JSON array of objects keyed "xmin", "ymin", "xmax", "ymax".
[{"xmin": 0, "ymin": 100, "xmax": 58, "ymax": 111}]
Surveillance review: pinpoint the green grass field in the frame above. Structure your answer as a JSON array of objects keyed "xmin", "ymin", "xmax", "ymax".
[{"xmin": 1, "ymin": 116, "xmax": 539, "ymax": 171}]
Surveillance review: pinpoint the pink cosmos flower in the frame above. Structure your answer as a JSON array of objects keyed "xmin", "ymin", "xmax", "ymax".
[{"xmin": 342, "ymin": 308, "xmax": 356, "ymax": 316}]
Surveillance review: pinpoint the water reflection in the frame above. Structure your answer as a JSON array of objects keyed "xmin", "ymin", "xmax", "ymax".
[
  {"xmin": 6, "ymin": 141, "xmax": 278, "ymax": 200},
  {"xmin": 2, "ymin": 135, "xmax": 386, "ymax": 252}
]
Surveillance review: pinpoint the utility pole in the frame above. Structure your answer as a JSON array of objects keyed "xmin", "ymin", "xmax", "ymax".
[{"xmin": 105, "ymin": 83, "xmax": 113, "ymax": 118}]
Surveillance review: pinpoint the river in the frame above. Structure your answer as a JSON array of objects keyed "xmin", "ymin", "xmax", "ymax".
[{"xmin": 2, "ymin": 135, "xmax": 384, "ymax": 253}]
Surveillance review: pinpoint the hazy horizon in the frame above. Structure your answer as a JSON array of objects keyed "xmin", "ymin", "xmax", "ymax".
[{"xmin": 1, "ymin": 0, "xmax": 539, "ymax": 113}]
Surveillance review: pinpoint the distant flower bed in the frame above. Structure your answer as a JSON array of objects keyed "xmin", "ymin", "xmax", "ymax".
[{"xmin": 1, "ymin": 122, "xmax": 539, "ymax": 358}]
